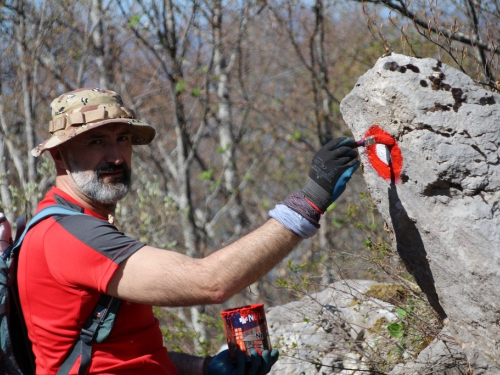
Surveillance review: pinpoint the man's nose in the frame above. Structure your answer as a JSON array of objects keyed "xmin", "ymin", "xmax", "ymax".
[{"xmin": 105, "ymin": 143, "xmax": 125, "ymax": 165}]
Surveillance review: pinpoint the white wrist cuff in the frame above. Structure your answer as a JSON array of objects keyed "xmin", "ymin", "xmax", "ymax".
[{"xmin": 269, "ymin": 204, "xmax": 318, "ymax": 239}]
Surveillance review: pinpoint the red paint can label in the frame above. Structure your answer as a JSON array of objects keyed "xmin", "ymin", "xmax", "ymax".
[{"xmin": 221, "ymin": 303, "xmax": 272, "ymax": 359}]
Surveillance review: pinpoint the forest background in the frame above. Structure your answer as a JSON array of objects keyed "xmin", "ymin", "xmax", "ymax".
[{"xmin": 1, "ymin": 0, "xmax": 499, "ymax": 369}]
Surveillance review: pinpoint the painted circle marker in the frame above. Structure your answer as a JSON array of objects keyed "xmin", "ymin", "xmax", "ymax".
[{"xmin": 364, "ymin": 125, "xmax": 403, "ymax": 182}]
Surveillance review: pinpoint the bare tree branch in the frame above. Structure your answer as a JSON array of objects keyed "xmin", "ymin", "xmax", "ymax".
[{"xmin": 358, "ymin": 0, "xmax": 498, "ymax": 54}]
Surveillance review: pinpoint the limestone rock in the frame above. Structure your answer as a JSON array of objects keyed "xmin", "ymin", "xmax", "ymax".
[
  {"xmin": 267, "ymin": 280, "xmax": 400, "ymax": 374},
  {"xmin": 340, "ymin": 53, "xmax": 500, "ymax": 373},
  {"xmin": 388, "ymin": 327, "xmax": 468, "ymax": 375},
  {"xmin": 265, "ymin": 279, "xmax": 468, "ymax": 374}
]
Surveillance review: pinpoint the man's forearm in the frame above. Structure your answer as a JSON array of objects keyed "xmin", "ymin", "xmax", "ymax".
[
  {"xmin": 169, "ymin": 352, "xmax": 211, "ymax": 375},
  {"xmin": 202, "ymin": 218, "xmax": 301, "ymax": 301}
]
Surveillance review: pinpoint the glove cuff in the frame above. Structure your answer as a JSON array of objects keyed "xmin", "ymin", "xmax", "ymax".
[
  {"xmin": 304, "ymin": 197, "xmax": 324, "ymax": 214},
  {"xmin": 268, "ymin": 191, "xmax": 322, "ymax": 239},
  {"xmin": 301, "ymin": 177, "xmax": 331, "ymax": 212},
  {"xmin": 279, "ymin": 191, "xmax": 322, "ymax": 224}
]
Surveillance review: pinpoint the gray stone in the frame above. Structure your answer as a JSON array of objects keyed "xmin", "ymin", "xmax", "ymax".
[
  {"xmin": 340, "ymin": 53, "xmax": 500, "ymax": 373},
  {"xmin": 267, "ymin": 280, "xmax": 401, "ymax": 374},
  {"xmin": 389, "ymin": 327, "xmax": 469, "ymax": 375}
]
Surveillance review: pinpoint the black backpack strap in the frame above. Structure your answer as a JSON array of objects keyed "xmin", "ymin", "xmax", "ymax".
[
  {"xmin": 2, "ymin": 206, "xmax": 81, "ymax": 375},
  {"xmin": 7, "ymin": 233, "xmax": 36, "ymax": 375},
  {"xmin": 14, "ymin": 214, "xmax": 27, "ymax": 243},
  {"xmin": 7, "ymin": 204, "xmax": 121, "ymax": 375},
  {"xmin": 57, "ymin": 294, "xmax": 117, "ymax": 375}
]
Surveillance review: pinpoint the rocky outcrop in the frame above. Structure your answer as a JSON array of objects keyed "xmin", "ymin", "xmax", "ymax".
[
  {"xmin": 389, "ymin": 327, "xmax": 468, "ymax": 375},
  {"xmin": 267, "ymin": 280, "xmax": 391, "ymax": 374},
  {"xmin": 266, "ymin": 280, "xmax": 467, "ymax": 374},
  {"xmin": 340, "ymin": 53, "xmax": 500, "ymax": 373}
]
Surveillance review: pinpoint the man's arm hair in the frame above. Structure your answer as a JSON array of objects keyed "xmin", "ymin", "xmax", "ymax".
[{"xmin": 106, "ymin": 219, "xmax": 300, "ymax": 306}]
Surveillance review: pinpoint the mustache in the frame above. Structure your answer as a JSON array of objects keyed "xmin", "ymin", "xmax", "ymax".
[{"xmin": 95, "ymin": 163, "xmax": 129, "ymax": 176}]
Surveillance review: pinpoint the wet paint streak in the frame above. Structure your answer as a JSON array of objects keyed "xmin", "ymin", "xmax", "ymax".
[{"xmin": 364, "ymin": 125, "xmax": 403, "ymax": 182}]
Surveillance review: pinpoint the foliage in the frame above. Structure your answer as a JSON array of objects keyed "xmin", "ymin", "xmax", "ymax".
[{"xmin": 366, "ymin": 283, "xmax": 442, "ymax": 368}]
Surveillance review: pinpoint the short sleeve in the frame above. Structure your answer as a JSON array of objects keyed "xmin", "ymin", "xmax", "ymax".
[{"xmin": 42, "ymin": 214, "xmax": 145, "ymax": 292}]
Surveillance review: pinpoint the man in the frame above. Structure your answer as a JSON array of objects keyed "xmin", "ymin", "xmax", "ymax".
[{"xmin": 19, "ymin": 88, "xmax": 360, "ymax": 374}]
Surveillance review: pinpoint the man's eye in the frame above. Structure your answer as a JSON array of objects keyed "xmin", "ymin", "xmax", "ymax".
[
  {"xmin": 118, "ymin": 135, "xmax": 132, "ymax": 142},
  {"xmin": 90, "ymin": 140, "xmax": 104, "ymax": 146}
]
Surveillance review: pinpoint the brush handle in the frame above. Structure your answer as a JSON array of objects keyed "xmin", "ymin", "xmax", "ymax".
[{"xmin": 354, "ymin": 135, "xmax": 376, "ymax": 147}]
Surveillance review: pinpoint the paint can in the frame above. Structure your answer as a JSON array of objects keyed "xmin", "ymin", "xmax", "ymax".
[{"xmin": 221, "ymin": 303, "xmax": 272, "ymax": 360}]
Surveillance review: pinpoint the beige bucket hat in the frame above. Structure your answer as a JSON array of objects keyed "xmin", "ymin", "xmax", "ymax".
[{"xmin": 31, "ymin": 88, "xmax": 156, "ymax": 157}]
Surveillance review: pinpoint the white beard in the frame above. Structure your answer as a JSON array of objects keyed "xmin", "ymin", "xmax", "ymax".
[{"xmin": 68, "ymin": 155, "xmax": 131, "ymax": 205}]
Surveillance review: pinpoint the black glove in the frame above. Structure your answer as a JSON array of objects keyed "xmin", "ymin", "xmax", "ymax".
[
  {"xmin": 208, "ymin": 349, "xmax": 279, "ymax": 375},
  {"xmin": 301, "ymin": 137, "xmax": 360, "ymax": 212}
]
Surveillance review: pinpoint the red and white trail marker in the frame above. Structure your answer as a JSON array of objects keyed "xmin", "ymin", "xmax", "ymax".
[{"xmin": 363, "ymin": 125, "xmax": 403, "ymax": 182}]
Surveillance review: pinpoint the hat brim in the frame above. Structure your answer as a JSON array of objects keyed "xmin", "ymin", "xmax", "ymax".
[{"xmin": 31, "ymin": 118, "xmax": 156, "ymax": 157}]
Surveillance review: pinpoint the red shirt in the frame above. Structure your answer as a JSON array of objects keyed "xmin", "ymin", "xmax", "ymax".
[{"xmin": 17, "ymin": 187, "xmax": 178, "ymax": 374}]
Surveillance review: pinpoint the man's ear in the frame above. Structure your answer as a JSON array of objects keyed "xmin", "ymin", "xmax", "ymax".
[{"xmin": 49, "ymin": 147, "xmax": 67, "ymax": 174}]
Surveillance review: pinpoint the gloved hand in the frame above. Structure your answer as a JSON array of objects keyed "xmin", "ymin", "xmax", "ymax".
[
  {"xmin": 208, "ymin": 349, "xmax": 279, "ymax": 375},
  {"xmin": 301, "ymin": 137, "xmax": 360, "ymax": 212}
]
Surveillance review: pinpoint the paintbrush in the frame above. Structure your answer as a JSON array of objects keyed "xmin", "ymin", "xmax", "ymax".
[{"xmin": 354, "ymin": 134, "xmax": 395, "ymax": 147}]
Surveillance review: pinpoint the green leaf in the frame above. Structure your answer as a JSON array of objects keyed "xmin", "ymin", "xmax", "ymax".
[
  {"xmin": 276, "ymin": 278, "xmax": 290, "ymax": 288},
  {"xmin": 387, "ymin": 322, "xmax": 404, "ymax": 339},
  {"xmin": 262, "ymin": 198, "xmax": 270, "ymax": 210},
  {"xmin": 287, "ymin": 260, "xmax": 305, "ymax": 272},
  {"xmin": 216, "ymin": 144, "xmax": 231, "ymax": 153},
  {"xmin": 209, "ymin": 179, "xmax": 220, "ymax": 191},
  {"xmin": 199, "ymin": 169, "xmax": 213, "ymax": 180},
  {"xmin": 292, "ymin": 129, "xmax": 301, "ymax": 140},
  {"xmin": 128, "ymin": 14, "xmax": 142, "ymax": 27},
  {"xmin": 191, "ymin": 87, "xmax": 201, "ymax": 97},
  {"xmin": 175, "ymin": 80, "xmax": 185, "ymax": 93},
  {"xmin": 365, "ymin": 238, "xmax": 373, "ymax": 250},
  {"xmin": 326, "ymin": 202, "xmax": 337, "ymax": 212},
  {"xmin": 396, "ymin": 307, "xmax": 407, "ymax": 319}
]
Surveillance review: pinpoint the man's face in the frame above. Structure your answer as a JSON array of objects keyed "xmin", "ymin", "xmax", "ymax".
[{"xmin": 60, "ymin": 123, "xmax": 133, "ymax": 205}]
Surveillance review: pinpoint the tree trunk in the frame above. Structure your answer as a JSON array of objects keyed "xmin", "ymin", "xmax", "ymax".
[
  {"xmin": 165, "ymin": 0, "xmax": 206, "ymax": 351},
  {"xmin": 91, "ymin": 0, "xmax": 112, "ymax": 89},
  {"xmin": 213, "ymin": 0, "xmax": 247, "ymax": 238},
  {"xmin": 14, "ymin": 0, "xmax": 38, "ymax": 211}
]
